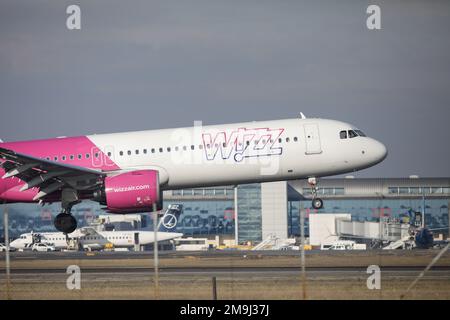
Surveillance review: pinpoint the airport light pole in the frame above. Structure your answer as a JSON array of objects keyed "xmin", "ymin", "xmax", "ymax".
[
  {"xmin": 375, "ymin": 192, "xmax": 384, "ymax": 244},
  {"xmin": 421, "ymin": 188, "xmax": 426, "ymax": 229},
  {"xmin": 234, "ymin": 186, "xmax": 238, "ymax": 246},
  {"xmin": 299, "ymin": 201, "xmax": 306, "ymax": 300},
  {"xmin": 3, "ymin": 202, "xmax": 11, "ymax": 300},
  {"xmin": 152, "ymin": 203, "xmax": 160, "ymax": 299}
]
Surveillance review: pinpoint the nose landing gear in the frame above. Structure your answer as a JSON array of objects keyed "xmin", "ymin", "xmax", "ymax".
[
  {"xmin": 312, "ymin": 198, "xmax": 324, "ymax": 210},
  {"xmin": 308, "ymin": 177, "xmax": 324, "ymax": 210}
]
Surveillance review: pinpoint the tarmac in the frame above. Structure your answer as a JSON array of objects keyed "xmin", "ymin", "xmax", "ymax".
[{"xmin": 1, "ymin": 250, "xmax": 449, "ymax": 299}]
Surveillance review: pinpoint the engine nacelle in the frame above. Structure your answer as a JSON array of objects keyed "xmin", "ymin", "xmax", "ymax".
[{"xmin": 98, "ymin": 170, "xmax": 162, "ymax": 213}]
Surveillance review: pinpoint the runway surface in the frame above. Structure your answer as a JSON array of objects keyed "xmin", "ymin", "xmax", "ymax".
[
  {"xmin": 1, "ymin": 250, "xmax": 449, "ymax": 299},
  {"xmin": 2, "ymin": 248, "xmax": 448, "ymax": 259}
]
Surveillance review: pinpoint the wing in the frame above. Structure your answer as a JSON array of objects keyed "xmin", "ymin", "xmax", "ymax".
[
  {"xmin": 78, "ymin": 227, "xmax": 101, "ymax": 236},
  {"xmin": 0, "ymin": 146, "xmax": 105, "ymax": 201}
]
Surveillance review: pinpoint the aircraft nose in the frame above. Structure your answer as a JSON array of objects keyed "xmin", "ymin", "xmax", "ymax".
[{"xmin": 371, "ymin": 139, "xmax": 388, "ymax": 164}]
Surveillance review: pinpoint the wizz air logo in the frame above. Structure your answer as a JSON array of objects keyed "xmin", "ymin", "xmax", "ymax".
[
  {"xmin": 202, "ymin": 127, "xmax": 284, "ymax": 162},
  {"xmin": 112, "ymin": 185, "xmax": 150, "ymax": 193}
]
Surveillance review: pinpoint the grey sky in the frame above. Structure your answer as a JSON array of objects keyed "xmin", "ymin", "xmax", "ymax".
[{"xmin": 0, "ymin": 0, "xmax": 449, "ymax": 178}]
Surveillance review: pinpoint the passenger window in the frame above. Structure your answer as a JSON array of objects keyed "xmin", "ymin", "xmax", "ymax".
[
  {"xmin": 278, "ymin": 138, "xmax": 282, "ymax": 143},
  {"xmin": 191, "ymin": 145, "xmax": 195, "ymax": 150},
  {"xmin": 348, "ymin": 130, "xmax": 357, "ymax": 138},
  {"xmin": 54, "ymin": 156, "xmax": 58, "ymax": 161},
  {"xmin": 340, "ymin": 131, "xmax": 347, "ymax": 139},
  {"xmin": 167, "ymin": 147, "xmax": 171, "ymax": 152},
  {"xmin": 62, "ymin": 156, "xmax": 66, "ymax": 161},
  {"xmin": 294, "ymin": 137, "xmax": 298, "ymax": 142},
  {"xmin": 95, "ymin": 153, "xmax": 99, "ymax": 158},
  {"xmin": 143, "ymin": 149, "xmax": 147, "ymax": 154},
  {"xmin": 285, "ymin": 138, "xmax": 289, "ymax": 143},
  {"xmin": 119, "ymin": 151, "xmax": 123, "ymax": 156},
  {"xmin": 70, "ymin": 155, "xmax": 74, "ymax": 160},
  {"xmin": 159, "ymin": 148, "xmax": 163, "ymax": 153},
  {"xmin": 135, "ymin": 150, "xmax": 139, "ymax": 155},
  {"xmin": 151, "ymin": 148, "xmax": 155, "ymax": 153},
  {"xmin": 86, "ymin": 153, "xmax": 90, "ymax": 159},
  {"xmin": 175, "ymin": 146, "xmax": 179, "ymax": 151},
  {"xmin": 78, "ymin": 154, "xmax": 82, "ymax": 159}
]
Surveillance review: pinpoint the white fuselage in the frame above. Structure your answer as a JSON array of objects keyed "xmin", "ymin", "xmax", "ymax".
[
  {"xmin": 88, "ymin": 118, "xmax": 387, "ymax": 188},
  {"xmin": 10, "ymin": 229, "xmax": 183, "ymax": 250}
]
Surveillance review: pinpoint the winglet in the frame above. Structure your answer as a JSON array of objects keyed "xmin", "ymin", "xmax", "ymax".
[{"xmin": 299, "ymin": 112, "xmax": 306, "ymax": 119}]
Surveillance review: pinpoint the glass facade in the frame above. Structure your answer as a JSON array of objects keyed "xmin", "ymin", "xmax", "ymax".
[
  {"xmin": 388, "ymin": 186, "xmax": 450, "ymax": 195},
  {"xmin": 302, "ymin": 187, "xmax": 345, "ymax": 196},
  {"xmin": 1, "ymin": 180, "xmax": 448, "ymax": 243},
  {"xmin": 237, "ymin": 184, "xmax": 262, "ymax": 243},
  {"xmin": 163, "ymin": 200, "xmax": 234, "ymax": 236}
]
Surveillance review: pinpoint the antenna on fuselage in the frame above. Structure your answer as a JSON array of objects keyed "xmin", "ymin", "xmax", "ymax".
[{"xmin": 299, "ymin": 112, "xmax": 307, "ymax": 119}]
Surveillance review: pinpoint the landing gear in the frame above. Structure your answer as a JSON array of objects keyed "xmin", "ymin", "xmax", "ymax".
[
  {"xmin": 53, "ymin": 188, "xmax": 80, "ymax": 234},
  {"xmin": 308, "ymin": 177, "xmax": 324, "ymax": 210},
  {"xmin": 312, "ymin": 198, "xmax": 324, "ymax": 210},
  {"xmin": 54, "ymin": 212, "xmax": 77, "ymax": 234}
]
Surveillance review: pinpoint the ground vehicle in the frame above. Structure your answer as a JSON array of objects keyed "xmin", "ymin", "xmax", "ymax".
[
  {"xmin": 0, "ymin": 243, "xmax": 16, "ymax": 252},
  {"xmin": 324, "ymin": 240, "xmax": 366, "ymax": 250},
  {"xmin": 31, "ymin": 243, "xmax": 56, "ymax": 252}
]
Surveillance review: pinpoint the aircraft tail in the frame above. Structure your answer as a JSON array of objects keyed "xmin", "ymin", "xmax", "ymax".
[{"xmin": 158, "ymin": 204, "xmax": 183, "ymax": 233}]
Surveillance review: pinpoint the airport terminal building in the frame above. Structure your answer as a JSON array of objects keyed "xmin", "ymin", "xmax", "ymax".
[
  {"xmin": 2, "ymin": 177, "xmax": 450, "ymax": 244},
  {"xmin": 163, "ymin": 177, "xmax": 450, "ymax": 244}
]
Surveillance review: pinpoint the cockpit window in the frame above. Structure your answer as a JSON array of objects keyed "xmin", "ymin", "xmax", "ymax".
[
  {"xmin": 355, "ymin": 130, "xmax": 366, "ymax": 137},
  {"xmin": 348, "ymin": 130, "xmax": 358, "ymax": 138},
  {"xmin": 339, "ymin": 130, "xmax": 347, "ymax": 139}
]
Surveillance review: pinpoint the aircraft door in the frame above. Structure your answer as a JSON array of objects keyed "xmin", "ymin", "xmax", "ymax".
[{"xmin": 303, "ymin": 124, "xmax": 322, "ymax": 154}]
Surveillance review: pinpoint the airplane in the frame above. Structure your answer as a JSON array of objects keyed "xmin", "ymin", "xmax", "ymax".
[
  {"xmin": 10, "ymin": 201, "xmax": 184, "ymax": 251},
  {"xmin": 402, "ymin": 209, "xmax": 448, "ymax": 249},
  {"xmin": 10, "ymin": 227, "xmax": 183, "ymax": 251},
  {"xmin": 0, "ymin": 114, "xmax": 387, "ymax": 234}
]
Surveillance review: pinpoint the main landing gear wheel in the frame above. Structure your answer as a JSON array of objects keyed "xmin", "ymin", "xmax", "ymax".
[
  {"xmin": 307, "ymin": 177, "xmax": 324, "ymax": 210},
  {"xmin": 312, "ymin": 198, "xmax": 324, "ymax": 210},
  {"xmin": 54, "ymin": 213, "xmax": 77, "ymax": 234}
]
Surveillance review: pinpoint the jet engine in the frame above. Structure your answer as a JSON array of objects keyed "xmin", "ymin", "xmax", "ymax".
[{"xmin": 93, "ymin": 170, "xmax": 162, "ymax": 213}]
